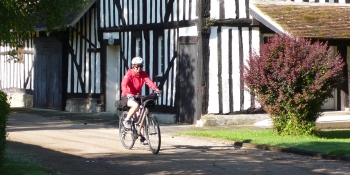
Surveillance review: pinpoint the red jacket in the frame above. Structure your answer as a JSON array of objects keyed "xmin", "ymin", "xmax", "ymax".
[{"xmin": 121, "ymin": 69, "xmax": 158, "ymax": 97}]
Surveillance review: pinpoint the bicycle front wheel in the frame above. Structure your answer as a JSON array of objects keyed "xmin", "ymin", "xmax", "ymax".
[
  {"xmin": 145, "ymin": 113, "xmax": 161, "ymax": 154},
  {"xmin": 119, "ymin": 111, "xmax": 136, "ymax": 149}
]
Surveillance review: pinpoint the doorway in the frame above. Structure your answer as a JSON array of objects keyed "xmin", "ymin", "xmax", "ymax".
[
  {"xmin": 33, "ymin": 37, "xmax": 62, "ymax": 109},
  {"xmin": 177, "ymin": 36, "xmax": 198, "ymax": 123}
]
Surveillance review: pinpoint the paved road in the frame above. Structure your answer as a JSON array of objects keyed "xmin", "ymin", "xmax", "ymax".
[{"xmin": 6, "ymin": 111, "xmax": 350, "ymax": 175}]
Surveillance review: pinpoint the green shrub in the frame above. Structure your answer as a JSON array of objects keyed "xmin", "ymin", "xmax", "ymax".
[
  {"xmin": 0, "ymin": 90, "xmax": 10, "ymax": 167},
  {"xmin": 243, "ymin": 34, "xmax": 344, "ymax": 135}
]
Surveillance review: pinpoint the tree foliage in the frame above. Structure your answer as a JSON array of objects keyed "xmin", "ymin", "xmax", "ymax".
[
  {"xmin": 243, "ymin": 34, "xmax": 345, "ymax": 135},
  {"xmin": 0, "ymin": 0, "xmax": 87, "ymax": 48},
  {"xmin": 0, "ymin": 90, "xmax": 10, "ymax": 168}
]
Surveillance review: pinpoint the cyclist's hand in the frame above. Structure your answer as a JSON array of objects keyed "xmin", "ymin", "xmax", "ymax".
[
  {"xmin": 155, "ymin": 90, "xmax": 162, "ymax": 96},
  {"xmin": 126, "ymin": 94, "xmax": 134, "ymax": 100}
]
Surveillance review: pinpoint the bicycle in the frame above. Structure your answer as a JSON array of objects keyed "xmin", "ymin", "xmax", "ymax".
[{"xmin": 118, "ymin": 93, "xmax": 161, "ymax": 154}]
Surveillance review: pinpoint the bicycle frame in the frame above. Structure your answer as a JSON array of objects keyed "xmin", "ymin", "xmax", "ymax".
[{"xmin": 133, "ymin": 97, "xmax": 155, "ymax": 135}]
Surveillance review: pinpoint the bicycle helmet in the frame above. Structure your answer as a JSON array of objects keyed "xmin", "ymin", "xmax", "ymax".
[{"xmin": 132, "ymin": 57, "xmax": 143, "ymax": 66}]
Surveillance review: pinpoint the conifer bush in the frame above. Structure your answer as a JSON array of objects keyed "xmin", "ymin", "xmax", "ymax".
[
  {"xmin": 0, "ymin": 90, "xmax": 10, "ymax": 167},
  {"xmin": 243, "ymin": 34, "xmax": 344, "ymax": 135}
]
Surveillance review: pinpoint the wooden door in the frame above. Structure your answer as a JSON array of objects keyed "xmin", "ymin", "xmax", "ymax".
[
  {"xmin": 178, "ymin": 37, "xmax": 198, "ymax": 123},
  {"xmin": 33, "ymin": 37, "xmax": 62, "ymax": 109},
  {"xmin": 322, "ymin": 91, "xmax": 335, "ymax": 110}
]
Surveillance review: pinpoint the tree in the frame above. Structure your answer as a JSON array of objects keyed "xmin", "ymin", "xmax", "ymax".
[
  {"xmin": 243, "ymin": 34, "xmax": 344, "ymax": 135},
  {"xmin": 0, "ymin": 0, "xmax": 87, "ymax": 48},
  {"xmin": 0, "ymin": 90, "xmax": 10, "ymax": 167}
]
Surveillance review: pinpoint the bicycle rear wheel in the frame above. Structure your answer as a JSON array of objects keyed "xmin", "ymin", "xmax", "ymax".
[
  {"xmin": 119, "ymin": 111, "xmax": 136, "ymax": 149},
  {"xmin": 145, "ymin": 113, "xmax": 161, "ymax": 154}
]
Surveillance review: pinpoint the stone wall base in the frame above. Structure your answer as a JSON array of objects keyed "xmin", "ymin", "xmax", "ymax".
[
  {"xmin": 3, "ymin": 91, "xmax": 33, "ymax": 108},
  {"xmin": 65, "ymin": 98, "xmax": 103, "ymax": 113},
  {"xmin": 2, "ymin": 89, "xmax": 103, "ymax": 113}
]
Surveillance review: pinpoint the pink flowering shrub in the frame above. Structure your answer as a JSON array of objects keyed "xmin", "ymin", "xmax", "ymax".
[{"xmin": 243, "ymin": 34, "xmax": 344, "ymax": 135}]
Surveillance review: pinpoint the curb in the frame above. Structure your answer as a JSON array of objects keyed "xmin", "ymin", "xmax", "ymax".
[{"xmin": 234, "ymin": 142, "xmax": 350, "ymax": 163}]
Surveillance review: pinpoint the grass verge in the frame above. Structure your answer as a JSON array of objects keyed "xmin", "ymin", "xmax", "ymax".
[
  {"xmin": 0, "ymin": 149, "xmax": 61, "ymax": 175},
  {"xmin": 180, "ymin": 129, "xmax": 350, "ymax": 156}
]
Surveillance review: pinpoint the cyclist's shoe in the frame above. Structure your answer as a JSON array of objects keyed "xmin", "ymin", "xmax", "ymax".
[
  {"xmin": 140, "ymin": 137, "xmax": 148, "ymax": 145},
  {"xmin": 142, "ymin": 140, "xmax": 148, "ymax": 145},
  {"xmin": 123, "ymin": 120, "xmax": 131, "ymax": 129}
]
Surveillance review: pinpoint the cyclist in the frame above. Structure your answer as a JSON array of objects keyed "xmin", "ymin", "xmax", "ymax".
[{"xmin": 120, "ymin": 57, "xmax": 161, "ymax": 143}]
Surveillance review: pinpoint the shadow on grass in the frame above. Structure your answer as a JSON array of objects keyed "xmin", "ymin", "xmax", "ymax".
[{"xmin": 317, "ymin": 130, "xmax": 350, "ymax": 139}]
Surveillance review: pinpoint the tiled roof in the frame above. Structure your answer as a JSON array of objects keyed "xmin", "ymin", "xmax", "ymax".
[
  {"xmin": 251, "ymin": 3, "xmax": 350, "ymax": 39},
  {"xmin": 35, "ymin": 0, "xmax": 96, "ymax": 31}
]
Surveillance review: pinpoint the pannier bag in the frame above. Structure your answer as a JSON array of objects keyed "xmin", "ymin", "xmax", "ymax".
[{"xmin": 115, "ymin": 100, "xmax": 126, "ymax": 111}]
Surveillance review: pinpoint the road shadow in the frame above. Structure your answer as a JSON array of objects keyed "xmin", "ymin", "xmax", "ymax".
[{"xmin": 7, "ymin": 140, "xmax": 349, "ymax": 175}]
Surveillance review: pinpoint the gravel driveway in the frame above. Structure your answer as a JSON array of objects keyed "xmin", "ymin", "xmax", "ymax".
[{"xmin": 6, "ymin": 111, "xmax": 350, "ymax": 175}]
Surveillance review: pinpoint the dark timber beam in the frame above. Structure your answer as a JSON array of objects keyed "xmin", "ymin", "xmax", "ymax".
[
  {"xmin": 70, "ymin": 27, "xmax": 97, "ymax": 48},
  {"xmin": 87, "ymin": 48, "xmax": 102, "ymax": 52},
  {"xmin": 99, "ymin": 20, "xmax": 198, "ymax": 32},
  {"xmin": 198, "ymin": 0, "xmax": 211, "ymax": 119},
  {"xmin": 164, "ymin": 0, "xmax": 175, "ymax": 22},
  {"xmin": 212, "ymin": 19, "xmax": 252, "ymax": 27},
  {"xmin": 113, "ymin": 0, "xmax": 127, "ymax": 25}
]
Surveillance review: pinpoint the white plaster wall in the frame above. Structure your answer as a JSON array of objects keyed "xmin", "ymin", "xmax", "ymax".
[
  {"xmin": 179, "ymin": 0, "xmax": 184, "ymax": 20},
  {"xmin": 152, "ymin": 0, "xmax": 156, "ymax": 23},
  {"xmin": 169, "ymin": 29, "xmax": 176, "ymax": 105},
  {"xmin": 147, "ymin": 0, "xmax": 151, "ymax": 24},
  {"xmin": 231, "ymin": 28, "xmax": 241, "ymax": 111},
  {"xmin": 191, "ymin": 0, "xmax": 197, "ymax": 19},
  {"xmin": 242, "ymin": 27, "xmax": 251, "ymax": 110},
  {"xmin": 173, "ymin": 0, "xmax": 178, "ymax": 22},
  {"xmin": 179, "ymin": 26, "xmax": 197, "ymax": 36},
  {"xmin": 239, "ymin": 0, "xmax": 247, "ymax": 18},
  {"xmin": 106, "ymin": 45, "xmax": 120, "ymax": 112},
  {"xmin": 108, "ymin": 0, "xmax": 116, "ymax": 27},
  {"xmin": 100, "ymin": 0, "xmax": 105, "ymax": 27},
  {"xmin": 124, "ymin": 0, "xmax": 129, "ymax": 25},
  {"xmin": 158, "ymin": 0, "xmax": 163, "ymax": 23},
  {"xmin": 141, "ymin": 31, "xmax": 148, "ymax": 94},
  {"xmin": 221, "ymin": 27, "xmax": 231, "ymax": 114},
  {"xmin": 103, "ymin": 32, "xmax": 120, "ymax": 40},
  {"xmin": 163, "ymin": 29, "xmax": 169, "ymax": 103},
  {"xmin": 225, "ymin": 0, "xmax": 236, "ymax": 19},
  {"xmin": 207, "ymin": 27, "xmax": 219, "ymax": 114},
  {"xmin": 95, "ymin": 47, "xmax": 101, "ymax": 94},
  {"xmin": 210, "ymin": 0, "xmax": 220, "ymax": 19},
  {"xmin": 251, "ymin": 27, "xmax": 261, "ymax": 108}
]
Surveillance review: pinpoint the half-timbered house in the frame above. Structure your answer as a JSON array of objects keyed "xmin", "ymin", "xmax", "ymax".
[
  {"xmin": 0, "ymin": 0, "xmax": 100, "ymax": 112},
  {"xmin": 1, "ymin": 0, "xmax": 350, "ymax": 124},
  {"xmin": 98, "ymin": 0, "xmax": 255, "ymax": 123}
]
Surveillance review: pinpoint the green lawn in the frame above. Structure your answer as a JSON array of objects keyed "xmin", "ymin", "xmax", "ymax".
[
  {"xmin": 180, "ymin": 129, "xmax": 350, "ymax": 156},
  {"xmin": 0, "ymin": 149, "xmax": 61, "ymax": 175}
]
